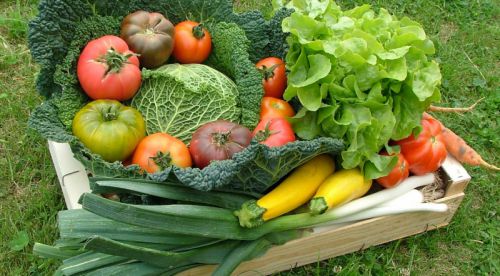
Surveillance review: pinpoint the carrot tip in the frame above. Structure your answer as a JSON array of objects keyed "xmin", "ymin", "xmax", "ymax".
[{"xmin": 480, "ymin": 160, "xmax": 500, "ymax": 171}]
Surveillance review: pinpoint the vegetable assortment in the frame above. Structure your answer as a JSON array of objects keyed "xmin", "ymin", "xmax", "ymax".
[{"xmin": 26, "ymin": 0, "xmax": 489, "ymax": 274}]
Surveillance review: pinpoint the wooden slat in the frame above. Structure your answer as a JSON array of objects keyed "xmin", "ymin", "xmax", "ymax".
[
  {"xmin": 181, "ymin": 193, "xmax": 464, "ymax": 276},
  {"xmin": 441, "ymin": 154, "xmax": 471, "ymax": 197}
]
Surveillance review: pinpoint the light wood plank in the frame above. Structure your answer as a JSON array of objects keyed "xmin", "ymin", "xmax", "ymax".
[{"xmin": 441, "ymin": 154, "xmax": 471, "ymax": 197}]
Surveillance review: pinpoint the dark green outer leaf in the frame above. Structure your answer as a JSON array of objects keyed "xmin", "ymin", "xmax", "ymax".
[
  {"xmin": 33, "ymin": 243, "xmax": 81, "ymax": 260},
  {"xmin": 58, "ymin": 209, "xmax": 213, "ymax": 245},
  {"xmin": 84, "ymin": 236, "xmax": 240, "ymax": 268},
  {"xmin": 89, "ymin": 178, "xmax": 255, "ymax": 210},
  {"xmin": 164, "ymin": 138, "xmax": 344, "ymax": 193},
  {"xmin": 60, "ymin": 251, "xmax": 127, "ymax": 275}
]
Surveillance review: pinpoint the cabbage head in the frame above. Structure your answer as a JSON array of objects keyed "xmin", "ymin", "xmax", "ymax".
[{"xmin": 131, "ymin": 64, "xmax": 241, "ymax": 143}]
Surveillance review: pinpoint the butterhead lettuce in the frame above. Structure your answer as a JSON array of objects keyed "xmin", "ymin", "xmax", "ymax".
[{"xmin": 281, "ymin": 1, "xmax": 442, "ymax": 179}]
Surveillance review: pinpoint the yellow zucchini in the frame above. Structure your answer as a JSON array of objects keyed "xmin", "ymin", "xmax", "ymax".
[
  {"xmin": 234, "ymin": 154, "xmax": 335, "ymax": 228},
  {"xmin": 309, "ymin": 168, "xmax": 372, "ymax": 215}
]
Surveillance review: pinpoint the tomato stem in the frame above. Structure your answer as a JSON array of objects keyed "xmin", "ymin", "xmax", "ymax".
[
  {"xmin": 151, "ymin": 151, "xmax": 172, "ymax": 171},
  {"xmin": 257, "ymin": 63, "xmax": 281, "ymax": 81},
  {"xmin": 103, "ymin": 107, "xmax": 117, "ymax": 121},
  {"xmin": 212, "ymin": 131, "xmax": 231, "ymax": 146},
  {"xmin": 254, "ymin": 121, "xmax": 280, "ymax": 142},
  {"xmin": 97, "ymin": 47, "xmax": 136, "ymax": 75},
  {"xmin": 192, "ymin": 24, "xmax": 205, "ymax": 39}
]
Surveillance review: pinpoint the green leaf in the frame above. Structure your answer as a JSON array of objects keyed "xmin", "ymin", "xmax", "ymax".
[
  {"xmin": 412, "ymin": 61, "xmax": 442, "ymax": 101},
  {"xmin": 376, "ymin": 46, "xmax": 411, "ymax": 60},
  {"xmin": 289, "ymin": 108, "xmax": 324, "ymax": 140},
  {"xmin": 283, "ymin": 12, "xmax": 327, "ymax": 43},
  {"xmin": 89, "ymin": 178, "xmax": 255, "ymax": 210},
  {"xmin": 386, "ymin": 58, "xmax": 408, "ymax": 81},
  {"xmin": 289, "ymin": 53, "xmax": 332, "ymax": 87},
  {"xmin": 363, "ymin": 153, "xmax": 398, "ymax": 179},
  {"xmin": 297, "ymin": 84, "xmax": 323, "ymax": 111},
  {"xmin": 9, "ymin": 231, "xmax": 30, "ymax": 251}
]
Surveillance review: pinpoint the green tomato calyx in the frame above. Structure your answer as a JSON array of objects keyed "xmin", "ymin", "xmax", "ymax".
[
  {"xmin": 258, "ymin": 63, "xmax": 281, "ymax": 81},
  {"xmin": 152, "ymin": 151, "xmax": 172, "ymax": 171},
  {"xmin": 192, "ymin": 24, "xmax": 206, "ymax": 39},
  {"xmin": 254, "ymin": 121, "xmax": 280, "ymax": 142},
  {"xmin": 99, "ymin": 47, "xmax": 137, "ymax": 75},
  {"xmin": 103, "ymin": 106, "xmax": 118, "ymax": 121}
]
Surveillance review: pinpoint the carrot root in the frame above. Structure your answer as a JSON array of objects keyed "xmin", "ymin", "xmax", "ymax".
[
  {"xmin": 428, "ymin": 97, "xmax": 485, "ymax": 113},
  {"xmin": 479, "ymin": 160, "xmax": 500, "ymax": 171},
  {"xmin": 423, "ymin": 112, "xmax": 500, "ymax": 171}
]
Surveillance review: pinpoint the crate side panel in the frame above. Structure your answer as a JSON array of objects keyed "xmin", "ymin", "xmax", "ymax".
[
  {"xmin": 441, "ymin": 154, "xmax": 471, "ymax": 196},
  {"xmin": 181, "ymin": 193, "xmax": 464, "ymax": 276},
  {"xmin": 48, "ymin": 141, "xmax": 90, "ymax": 209}
]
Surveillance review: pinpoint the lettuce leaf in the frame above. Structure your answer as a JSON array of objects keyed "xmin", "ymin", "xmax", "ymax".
[{"xmin": 281, "ymin": 1, "xmax": 442, "ymax": 179}]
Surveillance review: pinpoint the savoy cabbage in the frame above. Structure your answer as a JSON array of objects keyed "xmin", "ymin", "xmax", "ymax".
[
  {"xmin": 132, "ymin": 64, "xmax": 241, "ymax": 143},
  {"xmin": 28, "ymin": 0, "xmax": 346, "ymax": 192}
]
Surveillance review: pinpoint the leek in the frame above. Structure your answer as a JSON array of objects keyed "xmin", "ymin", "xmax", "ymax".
[
  {"xmin": 81, "ymin": 174, "xmax": 439, "ymax": 240},
  {"xmin": 90, "ymin": 178, "xmax": 255, "ymax": 210}
]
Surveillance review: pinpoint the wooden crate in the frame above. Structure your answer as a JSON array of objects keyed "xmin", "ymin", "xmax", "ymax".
[
  {"xmin": 48, "ymin": 140, "xmax": 471, "ymax": 275},
  {"xmin": 180, "ymin": 156, "xmax": 471, "ymax": 275}
]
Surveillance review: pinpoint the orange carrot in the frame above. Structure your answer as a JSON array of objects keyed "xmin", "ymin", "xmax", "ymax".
[{"xmin": 423, "ymin": 112, "xmax": 499, "ymax": 170}]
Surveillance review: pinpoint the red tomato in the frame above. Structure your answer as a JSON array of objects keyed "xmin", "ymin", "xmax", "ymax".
[
  {"xmin": 256, "ymin": 57, "xmax": 287, "ymax": 98},
  {"xmin": 395, "ymin": 117, "xmax": 447, "ymax": 175},
  {"xmin": 260, "ymin": 97, "xmax": 295, "ymax": 120},
  {"xmin": 252, "ymin": 118, "xmax": 296, "ymax": 148},
  {"xmin": 173, "ymin": 21, "xmax": 212, "ymax": 64},
  {"xmin": 189, "ymin": 120, "xmax": 251, "ymax": 169},
  {"xmin": 375, "ymin": 152, "xmax": 409, "ymax": 188},
  {"xmin": 131, "ymin": 133, "xmax": 192, "ymax": 173},
  {"xmin": 77, "ymin": 35, "xmax": 141, "ymax": 101}
]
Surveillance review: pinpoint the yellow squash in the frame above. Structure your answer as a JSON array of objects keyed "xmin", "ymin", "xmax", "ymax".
[
  {"xmin": 309, "ymin": 168, "xmax": 372, "ymax": 215},
  {"xmin": 234, "ymin": 154, "xmax": 335, "ymax": 228}
]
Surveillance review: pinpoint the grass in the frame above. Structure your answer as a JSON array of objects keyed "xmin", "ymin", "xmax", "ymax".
[{"xmin": 0, "ymin": 0, "xmax": 498, "ymax": 275}]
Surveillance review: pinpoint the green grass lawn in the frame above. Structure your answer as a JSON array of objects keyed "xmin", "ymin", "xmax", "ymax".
[{"xmin": 0, "ymin": 0, "xmax": 498, "ymax": 275}]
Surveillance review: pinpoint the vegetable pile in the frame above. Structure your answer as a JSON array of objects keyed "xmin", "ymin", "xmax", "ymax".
[
  {"xmin": 27, "ymin": 0, "xmax": 499, "ymax": 275},
  {"xmin": 28, "ymin": 0, "xmax": 343, "ymax": 193}
]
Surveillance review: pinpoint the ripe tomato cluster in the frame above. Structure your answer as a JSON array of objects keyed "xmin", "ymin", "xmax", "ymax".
[{"xmin": 376, "ymin": 116, "xmax": 447, "ymax": 188}]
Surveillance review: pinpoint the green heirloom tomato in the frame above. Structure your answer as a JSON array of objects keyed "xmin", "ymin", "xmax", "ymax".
[{"xmin": 72, "ymin": 100, "xmax": 146, "ymax": 162}]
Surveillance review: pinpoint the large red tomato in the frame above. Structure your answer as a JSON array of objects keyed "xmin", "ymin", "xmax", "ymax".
[
  {"xmin": 256, "ymin": 57, "xmax": 287, "ymax": 98},
  {"xmin": 131, "ymin": 133, "xmax": 192, "ymax": 173},
  {"xmin": 260, "ymin": 97, "xmax": 295, "ymax": 120},
  {"xmin": 375, "ymin": 152, "xmax": 409, "ymax": 188},
  {"xmin": 77, "ymin": 35, "xmax": 141, "ymax": 101},
  {"xmin": 395, "ymin": 117, "xmax": 447, "ymax": 175},
  {"xmin": 189, "ymin": 120, "xmax": 251, "ymax": 169},
  {"xmin": 252, "ymin": 118, "xmax": 296, "ymax": 147},
  {"xmin": 173, "ymin": 21, "xmax": 212, "ymax": 64}
]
